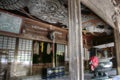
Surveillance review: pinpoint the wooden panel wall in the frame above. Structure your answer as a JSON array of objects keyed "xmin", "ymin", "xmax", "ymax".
[{"xmin": 0, "ymin": 9, "xmax": 68, "ymax": 45}]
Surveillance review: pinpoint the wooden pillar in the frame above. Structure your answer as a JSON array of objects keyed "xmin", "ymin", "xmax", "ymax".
[
  {"xmin": 114, "ymin": 16, "xmax": 120, "ymax": 75},
  {"xmin": 68, "ymin": 0, "xmax": 84, "ymax": 80}
]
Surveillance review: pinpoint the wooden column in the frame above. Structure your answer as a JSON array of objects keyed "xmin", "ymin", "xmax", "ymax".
[
  {"xmin": 114, "ymin": 16, "xmax": 120, "ymax": 75},
  {"xmin": 68, "ymin": 0, "xmax": 84, "ymax": 80}
]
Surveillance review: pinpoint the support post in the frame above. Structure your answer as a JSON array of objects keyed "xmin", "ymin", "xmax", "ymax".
[
  {"xmin": 68, "ymin": 0, "xmax": 84, "ymax": 80},
  {"xmin": 114, "ymin": 17, "xmax": 120, "ymax": 75}
]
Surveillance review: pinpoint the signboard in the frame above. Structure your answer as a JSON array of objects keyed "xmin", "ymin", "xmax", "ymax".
[{"xmin": 0, "ymin": 12, "xmax": 22, "ymax": 34}]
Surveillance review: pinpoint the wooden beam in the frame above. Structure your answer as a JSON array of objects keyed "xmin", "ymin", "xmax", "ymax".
[
  {"xmin": 16, "ymin": 8, "xmax": 39, "ymax": 21},
  {"xmin": 23, "ymin": 18, "xmax": 68, "ymax": 33},
  {"xmin": 68, "ymin": 0, "xmax": 84, "ymax": 80},
  {"xmin": 81, "ymin": 0, "xmax": 115, "ymax": 28}
]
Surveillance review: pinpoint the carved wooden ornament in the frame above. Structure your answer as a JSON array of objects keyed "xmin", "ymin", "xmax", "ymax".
[
  {"xmin": 0, "ymin": 0, "xmax": 28, "ymax": 10},
  {"xmin": 27, "ymin": 0, "xmax": 68, "ymax": 26}
]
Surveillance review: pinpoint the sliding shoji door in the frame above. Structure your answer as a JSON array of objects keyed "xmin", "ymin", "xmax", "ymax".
[
  {"xmin": 13, "ymin": 38, "xmax": 33, "ymax": 77},
  {"xmin": 0, "ymin": 35, "xmax": 16, "ymax": 78}
]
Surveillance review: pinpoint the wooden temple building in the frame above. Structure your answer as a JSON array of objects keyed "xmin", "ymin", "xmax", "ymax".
[{"xmin": 0, "ymin": 0, "xmax": 120, "ymax": 80}]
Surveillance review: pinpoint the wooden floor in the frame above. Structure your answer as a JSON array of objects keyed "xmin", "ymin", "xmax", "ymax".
[
  {"xmin": 9, "ymin": 68, "xmax": 117, "ymax": 80},
  {"xmin": 84, "ymin": 68, "xmax": 117, "ymax": 80}
]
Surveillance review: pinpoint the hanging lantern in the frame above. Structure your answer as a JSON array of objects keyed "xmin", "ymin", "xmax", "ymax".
[{"xmin": 47, "ymin": 31, "xmax": 55, "ymax": 40}]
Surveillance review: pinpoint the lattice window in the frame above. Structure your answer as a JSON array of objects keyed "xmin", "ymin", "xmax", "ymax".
[
  {"xmin": 0, "ymin": 35, "xmax": 16, "ymax": 62},
  {"xmin": 17, "ymin": 39, "xmax": 32, "ymax": 64},
  {"xmin": 56, "ymin": 44, "xmax": 65, "ymax": 66}
]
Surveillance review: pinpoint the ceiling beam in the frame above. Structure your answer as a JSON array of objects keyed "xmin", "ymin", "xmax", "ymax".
[{"xmin": 81, "ymin": 0, "xmax": 115, "ymax": 28}]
